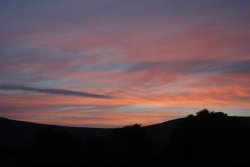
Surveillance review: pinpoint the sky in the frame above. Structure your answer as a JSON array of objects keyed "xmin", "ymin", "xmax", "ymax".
[{"xmin": 0, "ymin": 0, "xmax": 250, "ymax": 127}]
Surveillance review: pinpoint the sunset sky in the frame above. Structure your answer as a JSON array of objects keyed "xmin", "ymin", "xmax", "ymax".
[{"xmin": 0, "ymin": 0, "xmax": 250, "ymax": 127}]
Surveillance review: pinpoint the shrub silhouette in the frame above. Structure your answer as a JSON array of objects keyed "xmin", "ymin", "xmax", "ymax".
[
  {"xmin": 110, "ymin": 124, "xmax": 152, "ymax": 159},
  {"xmin": 32, "ymin": 128, "xmax": 82, "ymax": 158},
  {"xmin": 168, "ymin": 109, "xmax": 250, "ymax": 159}
]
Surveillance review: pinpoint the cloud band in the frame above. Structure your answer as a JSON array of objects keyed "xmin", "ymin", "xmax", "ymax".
[{"xmin": 0, "ymin": 85, "xmax": 112, "ymax": 99}]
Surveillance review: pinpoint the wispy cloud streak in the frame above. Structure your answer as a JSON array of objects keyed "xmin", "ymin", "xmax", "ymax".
[{"xmin": 0, "ymin": 85, "xmax": 112, "ymax": 99}]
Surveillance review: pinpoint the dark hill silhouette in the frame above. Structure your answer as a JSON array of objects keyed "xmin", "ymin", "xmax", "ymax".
[
  {"xmin": 0, "ymin": 117, "xmax": 112, "ymax": 148},
  {"xmin": 1, "ymin": 111, "xmax": 250, "ymax": 166},
  {"xmin": 0, "ymin": 117, "xmax": 185, "ymax": 148},
  {"xmin": 144, "ymin": 118, "xmax": 184, "ymax": 145},
  {"xmin": 1, "ymin": 115, "xmax": 250, "ymax": 148}
]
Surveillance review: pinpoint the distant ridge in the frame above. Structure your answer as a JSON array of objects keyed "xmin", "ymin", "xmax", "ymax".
[{"xmin": 0, "ymin": 117, "xmax": 112, "ymax": 147}]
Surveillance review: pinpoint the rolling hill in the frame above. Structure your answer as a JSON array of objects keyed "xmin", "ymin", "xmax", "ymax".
[{"xmin": 1, "ymin": 116, "xmax": 250, "ymax": 148}]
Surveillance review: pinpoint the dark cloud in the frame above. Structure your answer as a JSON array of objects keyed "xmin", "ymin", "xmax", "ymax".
[{"xmin": 0, "ymin": 85, "xmax": 112, "ymax": 99}]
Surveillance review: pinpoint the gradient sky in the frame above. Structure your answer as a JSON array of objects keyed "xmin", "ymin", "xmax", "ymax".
[{"xmin": 0, "ymin": 0, "xmax": 250, "ymax": 127}]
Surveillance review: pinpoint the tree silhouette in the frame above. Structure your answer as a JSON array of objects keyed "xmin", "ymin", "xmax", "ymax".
[
  {"xmin": 167, "ymin": 109, "xmax": 250, "ymax": 159},
  {"xmin": 110, "ymin": 124, "xmax": 152, "ymax": 159}
]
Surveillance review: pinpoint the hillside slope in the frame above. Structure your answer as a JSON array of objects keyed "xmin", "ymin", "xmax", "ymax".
[{"xmin": 1, "ymin": 116, "xmax": 249, "ymax": 147}]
